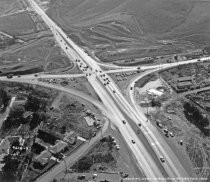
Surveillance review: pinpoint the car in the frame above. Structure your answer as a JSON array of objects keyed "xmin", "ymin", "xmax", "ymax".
[
  {"xmin": 157, "ymin": 123, "xmax": 163, "ymax": 128},
  {"xmin": 137, "ymin": 130, "xmax": 140, "ymax": 134},
  {"xmin": 160, "ymin": 156, "xmax": 165, "ymax": 163},
  {"xmin": 163, "ymin": 128, "xmax": 168, "ymax": 133},
  {"xmin": 113, "ymin": 90, "xmax": 116, "ymax": 93},
  {"xmin": 130, "ymin": 87, "xmax": 133, "ymax": 90},
  {"xmin": 104, "ymin": 83, "xmax": 106, "ymax": 86},
  {"xmin": 92, "ymin": 132, "xmax": 96, "ymax": 137},
  {"xmin": 116, "ymin": 145, "xmax": 120, "ymax": 150},
  {"xmin": 169, "ymin": 132, "xmax": 174, "ymax": 137},
  {"xmin": 122, "ymin": 120, "xmax": 126, "ymax": 124},
  {"xmin": 138, "ymin": 123, "xmax": 141, "ymax": 127},
  {"xmin": 17, "ymin": 75, "xmax": 21, "ymax": 77},
  {"xmin": 131, "ymin": 140, "xmax": 135, "ymax": 144}
]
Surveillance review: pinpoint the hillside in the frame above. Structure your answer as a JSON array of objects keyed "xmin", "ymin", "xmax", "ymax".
[{"xmin": 44, "ymin": 0, "xmax": 210, "ymax": 63}]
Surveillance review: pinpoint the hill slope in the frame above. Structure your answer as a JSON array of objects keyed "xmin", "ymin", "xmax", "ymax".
[{"xmin": 46, "ymin": 0, "xmax": 210, "ymax": 63}]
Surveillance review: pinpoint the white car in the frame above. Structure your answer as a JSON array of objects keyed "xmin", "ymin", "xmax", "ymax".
[{"xmin": 160, "ymin": 156, "xmax": 165, "ymax": 163}]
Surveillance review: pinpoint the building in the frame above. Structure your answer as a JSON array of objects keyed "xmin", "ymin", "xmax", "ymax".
[
  {"xmin": 177, "ymin": 81, "xmax": 192, "ymax": 89},
  {"xmin": 35, "ymin": 150, "xmax": 52, "ymax": 166},
  {"xmin": 147, "ymin": 89, "xmax": 163, "ymax": 96},
  {"xmin": 177, "ymin": 76, "xmax": 192, "ymax": 82},
  {"xmin": 84, "ymin": 116, "xmax": 95, "ymax": 126},
  {"xmin": 49, "ymin": 140, "xmax": 68, "ymax": 154}
]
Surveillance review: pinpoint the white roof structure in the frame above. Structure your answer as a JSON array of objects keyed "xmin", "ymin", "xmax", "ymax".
[{"xmin": 147, "ymin": 89, "xmax": 163, "ymax": 96}]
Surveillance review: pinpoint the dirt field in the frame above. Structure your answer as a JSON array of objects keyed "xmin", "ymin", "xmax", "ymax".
[
  {"xmin": 0, "ymin": 11, "xmax": 36, "ymax": 36},
  {"xmin": 0, "ymin": 37, "xmax": 75, "ymax": 73},
  {"xmin": 44, "ymin": 0, "xmax": 210, "ymax": 64},
  {"xmin": 0, "ymin": 0, "xmax": 23, "ymax": 16}
]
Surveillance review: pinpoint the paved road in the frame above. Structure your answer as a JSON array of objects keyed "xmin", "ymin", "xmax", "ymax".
[
  {"xmin": 28, "ymin": 0, "xmax": 167, "ymax": 180},
  {"xmin": 6, "ymin": 0, "xmax": 210, "ymax": 181}
]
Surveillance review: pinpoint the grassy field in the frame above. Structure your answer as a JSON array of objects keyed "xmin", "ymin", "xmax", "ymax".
[{"xmin": 45, "ymin": 0, "xmax": 210, "ymax": 64}]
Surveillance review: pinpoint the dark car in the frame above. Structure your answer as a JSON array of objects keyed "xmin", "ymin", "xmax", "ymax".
[
  {"xmin": 122, "ymin": 120, "xmax": 126, "ymax": 124},
  {"xmin": 131, "ymin": 140, "xmax": 135, "ymax": 144}
]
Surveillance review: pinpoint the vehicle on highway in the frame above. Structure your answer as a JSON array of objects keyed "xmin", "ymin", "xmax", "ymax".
[
  {"xmin": 169, "ymin": 132, "xmax": 174, "ymax": 137},
  {"xmin": 160, "ymin": 156, "xmax": 165, "ymax": 163},
  {"xmin": 122, "ymin": 120, "xmax": 126, "ymax": 124},
  {"xmin": 113, "ymin": 90, "xmax": 116, "ymax": 93},
  {"xmin": 163, "ymin": 128, "xmax": 168, "ymax": 133},
  {"xmin": 138, "ymin": 123, "xmax": 141, "ymax": 127},
  {"xmin": 116, "ymin": 145, "xmax": 120, "ymax": 150},
  {"xmin": 137, "ymin": 130, "xmax": 140, "ymax": 134},
  {"xmin": 34, "ymin": 74, "xmax": 38, "ymax": 77},
  {"xmin": 165, "ymin": 133, "xmax": 169, "ymax": 137},
  {"xmin": 17, "ymin": 75, "xmax": 21, "ymax": 77},
  {"xmin": 131, "ymin": 140, "xmax": 135, "ymax": 144},
  {"xmin": 92, "ymin": 132, "xmax": 96, "ymax": 137},
  {"xmin": 157, "ymin": 122, "xmax": 163, "ymax": 128},
  {"xmin": 130, "ymin": 87, "xmax": 133, "ymax": 90},
  {"xmin": 7, "ymin": 74, "xmax": 14, "ymax": 79}
]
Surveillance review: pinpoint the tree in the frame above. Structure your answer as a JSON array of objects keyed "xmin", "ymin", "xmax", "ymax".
[
  {"xmin": 0, "ymin": 88, "xmax": 11, "ymax": 109},
  {"xmin": 1, "ymin": 154, "xmax": 20, "ymax": 179}
]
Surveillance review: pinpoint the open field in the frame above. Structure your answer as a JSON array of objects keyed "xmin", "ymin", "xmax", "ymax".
[
  {"xmin": 44, "ymin": 0, "xmax": 210, "ymax": 64},
  {"xmin": 0, "ymin": 0, "xmax": 23, "ymax": 16},
  {"xmin": 0, "ymin": 11, "xmax": 36, "ymax": 36},
  {"xmin": 0, "ymin": 37, "xmax": 75, "ymax": 73}
]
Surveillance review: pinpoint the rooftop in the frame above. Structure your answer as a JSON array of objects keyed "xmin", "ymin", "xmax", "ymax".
[{"xmin": 50, "ymin": 140, "xmax": 68, "ymax": 154}]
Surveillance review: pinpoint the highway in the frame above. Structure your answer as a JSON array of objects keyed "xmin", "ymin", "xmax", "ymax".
[
  {"xmin": 27, "ymin": 0, "xmax": 167, "ymax": 180},
  {"xmin": 3, "ymin": 0, "xmax": 209, "ymax": 181}
]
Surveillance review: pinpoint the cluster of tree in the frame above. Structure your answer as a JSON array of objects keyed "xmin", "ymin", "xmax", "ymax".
[
  {"xmin": 151, "ymin": 98, "xmax": 161, "ymax": 107},
  {"xmin": 25, "ymin": 94, "xmax": 47, "ymax": 112},
  {"xmin": 0, "ymin": 154, "xmax": 20, "ymax": 180},
  {"xmin": 0, "ymin": 88, "xmax": 11, "ymax": 110},
  {"xmin": 93, "ymin": 152, "xmax": 114, "ymax": 163},
  {"xmin": 74, "ymin": 152, "xmax": 115, "ymax": 172},
  {"xmin": 183, "ymin": 102, "xmax": 209, "ymax": 136},
  {"xmin": 2, "ymin": 106, "xmax": 27, "ymax": 132},
  {"xmin": 37, "ymin": 130, "xmax": 59, "ymax": 145},
  {"xmin": 75, "ymin": 156, "xmax": 93, "ymax": 172},
  {"xmin": 31, "ymin": 143, "xmax": 45, "ymax": 155}
]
